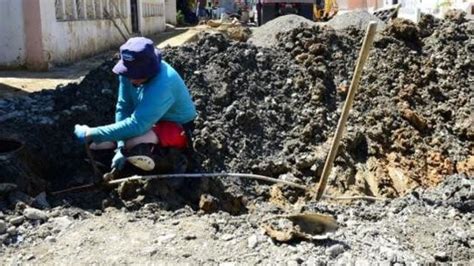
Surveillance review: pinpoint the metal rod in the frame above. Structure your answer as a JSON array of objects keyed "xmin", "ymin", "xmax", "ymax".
[
  {"xmin": 108, "ymin": 172, "xmax": 309, "ymax": 190},
  {"xmin": 50, "ymin": 183, "xmax": 96, "ymax": 196},
  {"xmin": 49, "ymin": 172, "xmax": 386, "ymax": 200},
  {"xmin": 314, "ymin": 21, "xmax": 378, "ymax": 200},
  {"xmin": 323, "ymin": 195, "xmax": 384, "ymax": 201},
  {"xmin": 84, "ymin": 143, "xmax": 102, "ymax": 182}
]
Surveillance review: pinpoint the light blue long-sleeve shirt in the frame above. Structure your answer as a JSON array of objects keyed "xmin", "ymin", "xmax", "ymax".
[{"xmin": 89, "ymin": 61, "xmax": 197, "ymax": 144}]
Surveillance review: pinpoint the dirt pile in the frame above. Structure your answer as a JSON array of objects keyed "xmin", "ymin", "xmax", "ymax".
[
  {"xmin": 165, "ymin": 33, "xmax": 337, "ymax": 177},
  {"xmin": 327, "ymin": 10, "xmax": 386, "ymax": 31},
  {"xmin": 275, "ymin": 13, "xmax": 473, "ymax": 196},
  {"xmin": 0, "ymin": 62, "xmax": 118, "ymax": 189},
  {"xmin": 165, "ymin": 13, "xmax": 472, "ymax": 198},
  {"xmin": 0, "ymin": 14, "xmax": 472, "ymax": 200},
  {"xmin": 248, "ymin": 14, "xmax": 316, "ymax": 48}
]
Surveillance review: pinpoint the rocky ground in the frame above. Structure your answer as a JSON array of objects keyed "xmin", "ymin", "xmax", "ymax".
[
  {"xmin": 0, "ymin": 175, "xmax": 472, "ymax": 264},
  {"xmin": 0, "ymin": 12, "xmax": 472, "ymax": 263}
]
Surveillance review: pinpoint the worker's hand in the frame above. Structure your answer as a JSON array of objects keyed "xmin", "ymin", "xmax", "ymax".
[
  {"xmin": 74, "ymin": 124, "xmax": 91, "ymax": 144},
  {"xmin": 111, "ymin": 149, "xmax": 126, "ymax": 170}
]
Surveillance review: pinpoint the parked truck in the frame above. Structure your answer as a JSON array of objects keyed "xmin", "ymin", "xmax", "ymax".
[{"xmin": 255, "ymin": 0, "xmax": 338, "ymax": 25}]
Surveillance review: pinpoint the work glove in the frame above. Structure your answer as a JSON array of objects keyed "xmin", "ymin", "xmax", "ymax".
[
  {"xmin": 74, "ymin": 124, "xmax": 91, "ymax": 144},
  {"xmin": 111, "ymin": 149, "xmax": 126, "ymax": 170}
]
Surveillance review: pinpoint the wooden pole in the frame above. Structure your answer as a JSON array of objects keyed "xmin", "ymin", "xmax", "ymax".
[
  {"xmin": 84, "ymin": 143, "xmax": 102, "ymax": 181},
  {"xmin": 314, "ymin": 21, "xmax": 378, "ymax": 200}
]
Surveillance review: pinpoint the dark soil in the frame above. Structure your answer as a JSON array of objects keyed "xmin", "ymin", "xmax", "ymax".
[{"xmin": 0, "ymin": 13, "xmax": 472, "ymax": 201}]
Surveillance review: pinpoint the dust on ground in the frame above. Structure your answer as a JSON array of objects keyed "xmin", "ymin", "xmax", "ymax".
[{"xmin": 0, "ymin": 175, "xmax": 472, "ymax": 264}]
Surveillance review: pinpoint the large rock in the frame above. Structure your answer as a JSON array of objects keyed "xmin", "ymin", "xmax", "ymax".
[
  {"xmin": 0, "ymin": 220, "xmax": 6, "ymax": 234},
  {"xmin": 9, "ymin": 216, "xmax": 25, "ymax": 226},
  {"xmin": 326, "ymin": 244, "xmax": 345, "ymax": 258},
  {"xmin": 23, "ymin": 208, "xmax": 48, "ymax": 221}
]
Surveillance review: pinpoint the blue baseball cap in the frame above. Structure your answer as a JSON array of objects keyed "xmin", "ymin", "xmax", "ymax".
[{"xmin": 112, "ymin": 37, "xmax": 161, "ymax": 80}]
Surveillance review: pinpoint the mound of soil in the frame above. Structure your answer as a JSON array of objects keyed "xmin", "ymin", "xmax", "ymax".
[
  {"xmin": 276, "ymin": 15, "xmax": 473, "ymax": 196},
  {"xmin": 248, "ymin": 14, "xmax": 316, "ymax": 48},
  {"xmin": 0, "ymin": 14, "xmax": 472, "ymax": 201}
]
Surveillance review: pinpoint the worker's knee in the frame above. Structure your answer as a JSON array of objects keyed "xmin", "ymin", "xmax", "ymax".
[
  {"xmin": 90, "ymin": 141, "xmax": 116, "ymax": 150},
  {"xmin": 125, "ymin": 130, "xmax": 158, "ymax": 150}
]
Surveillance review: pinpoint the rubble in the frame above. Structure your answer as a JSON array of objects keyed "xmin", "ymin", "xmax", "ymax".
[
  {"xmin": 0, "ymin": 174, "xmax": 470, "ymax": 263},
  {"xmin": 23, "ymin": 208, "xmax": 48, "ymax": 222}
]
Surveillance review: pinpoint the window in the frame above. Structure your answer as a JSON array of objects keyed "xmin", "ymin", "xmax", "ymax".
[
  {"xmin": 103, "ymin": 0, "xmax": 110, "ymax": 18},
  {"xmin": 143, "ymin": 2, "xmax": 164, "ymax": 17},
  {"xmin": 55, "ymin": 0, "xmax": 126, "ymax": 21},
  {"xmin": 95, "ymin": 0, "xmax": 102, "ymax": 18},
  {"xmin": 64, "ymin": 0, "xmax": 76, "ymax": 20},
  {"xmin": 86, "ymin": 0, "xmax": 95, "ymax": 19},
  {"xmin": 76, "ymin": 0, "xmax": 86, "ymax": 19},
  {"xmin": 55, "ymin": 0, "xmax": 65, "ymax": 20}
]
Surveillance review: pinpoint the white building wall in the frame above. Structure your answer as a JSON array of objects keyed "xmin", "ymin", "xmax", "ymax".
[
  {"xmin": 164, "ymin": 0, "xmax": 177, "ymax": 25},
  {"xmin": 38, "ymin": 0, "xmax": 133, "ymax": 65},
  {"xmin": 417, "ymin": 0, "xmax": 474, "ymax": 19},
  {"xmin": 383, "ymin": 0, "xmax": 473, "ymax": 21},
  {"xmin": 397, "ymin": 0, "xmax": 421, "ymax": 21},
  {"xmin": 139, "ymin": 0, "xmax": 166, "ymax": 36},
  {"xmin": 0, "ymin": 0, "xmax": 26, "ymax": 69}
]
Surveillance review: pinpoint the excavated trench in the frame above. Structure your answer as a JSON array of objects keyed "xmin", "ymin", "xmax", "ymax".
[
  {"xmin": 0, "ymin": 138, "xmax": 22, "ymax": 153},
  {"xmin": 0, "ymin": 138, "xmax": 47, "ymax": 196},
  {"xmin": 0, "ymin": 13, "xmax": 472, "ymax": 216}
]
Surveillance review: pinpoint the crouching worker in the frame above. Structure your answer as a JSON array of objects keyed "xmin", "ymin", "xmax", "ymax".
[{"xmin": 73, "ymin": 37, "xmax": 197, "ymax": 184}]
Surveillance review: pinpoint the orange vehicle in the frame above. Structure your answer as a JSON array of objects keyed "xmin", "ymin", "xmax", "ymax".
[{"xmin": 313, "ymin": 0, "xmax": 338, "ymax": 21}]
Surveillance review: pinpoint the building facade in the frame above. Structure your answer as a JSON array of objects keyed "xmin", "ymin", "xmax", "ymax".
[{"xmin": 0, "ymin": 0, "xmax": 173, "ymax": 71}]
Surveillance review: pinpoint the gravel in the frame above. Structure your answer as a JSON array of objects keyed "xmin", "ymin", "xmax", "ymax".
[
  {"xmin": 248, "ymin": 15, "xmax": 316, "ymax": 48},
  {"xmin": 327, "ymin": 10, "xmax": 386, "ymax": 31}
]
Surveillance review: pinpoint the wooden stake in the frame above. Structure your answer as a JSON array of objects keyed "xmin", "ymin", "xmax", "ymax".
[{"xmin": 314, "ymin": 21, "xmax": 378, "ymax": 200}]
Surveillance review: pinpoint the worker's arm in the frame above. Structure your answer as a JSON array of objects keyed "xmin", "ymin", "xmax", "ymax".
[
  {"xmin": 115, "ymin": 76, "xmax": 133, "ymax": 123},
  {"xmin": 114, "ymin": 76, "xmax": 133, "ymax": 148},
  {"xmin": 89, "ymin": 83, "xmax": 175, "ymax": 143}
]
